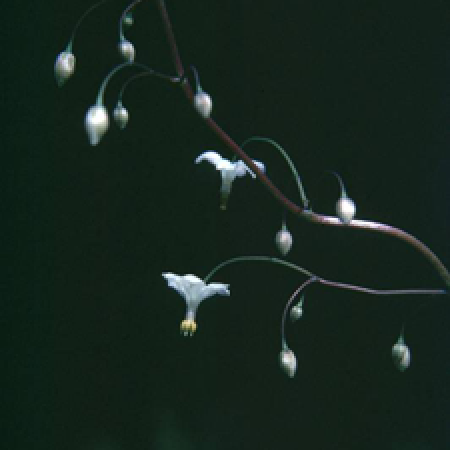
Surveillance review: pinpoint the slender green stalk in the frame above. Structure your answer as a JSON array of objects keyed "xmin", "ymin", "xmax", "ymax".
[
  {"xmin": 203, "ymin": 256, "xmax": 313, "ymax": 283},
  {"xmin": 97, "ymin": 62, "xmax": 181, "ymax": 106},
  {"xmin": 119, "ymin": 0, "xmax": 143, "ymax": 41},
  {"xmin": 241, "ymin": 136, "xmax": 310, "ymax": 209},
  {"xmin": 67, "ymin": 0, "xmax": 109, "ymax": 52}
]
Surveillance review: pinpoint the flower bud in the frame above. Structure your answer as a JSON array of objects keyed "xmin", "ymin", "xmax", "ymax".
[
  {"xmin": 118, "ymin": 39, "xmax": 135, "ymax": 63},
  {"xmin": 279, "ymin": 348, "xmax": 297, "ymax": 378},
  {"xmin": 123, "ymin": 12, "xmax": 133, "ymax": 27},
  {"xmin": 54, "ymin": 51, "xmax": 76, "ymax": 87},
  {"xmin": 336, "ymin": 196, "xmax": 356, "ymax": 224},
  {"xmin": 85, "ymin": 105, "xmax": 109, "ymax": 146},
  {"xmin": 392, "ymin": 339, "xmax": 410, "ymax": 372},
  {"xmin": 113, "ymin": 102, "xmax": 129, "ymax": 129},
  {"xmin": 194, "ymin": 91, "xmax": 212, "ymax": 118},
  {"xmin": 290, "ymin": 305, "xmax": 303, "ymax": 321},
  {"xmin": 275, "ymin": 227, "xmax": 293, "ymax": 256}
]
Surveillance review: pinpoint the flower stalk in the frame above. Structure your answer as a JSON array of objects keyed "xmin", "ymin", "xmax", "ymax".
[{"xmin": 154, "ymin": 0, "xmax": 450, "ymax": 289}]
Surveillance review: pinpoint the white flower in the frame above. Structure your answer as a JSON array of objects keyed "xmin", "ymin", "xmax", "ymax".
[
  {"xmin": 85, "ymin": 104, "xmax": 109, "ymax": 146},
  {"xmin": 162, "ymin": 272, "xmax": 230, "ymax": 336},
  {"xmin": 195, "ymin": 151, "xmax": 265, "ymax": 209},
  {"xmin": 54, "ymin": 51, "xmax": 76, "ymax": 87}
]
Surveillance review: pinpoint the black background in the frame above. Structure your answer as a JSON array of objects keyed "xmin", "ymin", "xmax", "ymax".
[{"xmin": 5, "ymin": 1, "xmax": 450, "ymax": 449}]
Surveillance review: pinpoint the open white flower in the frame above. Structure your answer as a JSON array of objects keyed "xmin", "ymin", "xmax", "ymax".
[
  {"xmin": 195, "ymin": 151, "xmax": 265, "ymax": 209},
  {"xmin": 162, "ymin": 272, "xmax": 230, "ymax": 336}
]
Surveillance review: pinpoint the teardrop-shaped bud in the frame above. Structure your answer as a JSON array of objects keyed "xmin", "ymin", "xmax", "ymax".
[
  {"xmin": 113, "ymin": 102, "xmax": 129, "ymax": 129},
  {"xmin": 392, "ymin": 340, "xmax": 411, "ymax": 372},
  {"xmin": 54, "ymin": 51, "xmax": 76, "ymax": 87},
  {"xmin": 275, "ymin": 228, "xmax": 293, "ymax": 256},
  {"xmin": 85, "ymin": 105, "xmax": 109, "ymax": 146},
  {"xmin": 279, "ymin": 348, "xmax": 297, "ymax": 378},
  {"xmin": 194, "ymin": 91, "xmax": 212, "ymax": 118},
  {"xmin": 118, "ymin": 39, "xmax": 135, "ymax": 63},
  {"xmin": 336, "ymin": 196, "xmax": 356, "ymax": 224},
  {"xmin": 123, "ymin": 12, "xmax": 133, "ymax": 27},
  {"xmin": 290, "ymin": 305, "xmax": 303, "ymax": 321}
]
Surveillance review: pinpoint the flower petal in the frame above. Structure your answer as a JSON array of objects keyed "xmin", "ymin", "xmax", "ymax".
[
  {"xmin": 195, "ymin": 151, "xmax": 233, "ymax": 171},
  {"xmin": 162, "ymin": 272, "xmax": 187, "ymax": 298}
]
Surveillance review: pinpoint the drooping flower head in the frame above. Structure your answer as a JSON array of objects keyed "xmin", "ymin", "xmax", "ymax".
[
  {"xmin": 162, "ymin": 272, "xmax": 230, "ymax": 336},
  {"xmin": 195, "ymin": 151, "xmax": 265, "ymax": 209}
]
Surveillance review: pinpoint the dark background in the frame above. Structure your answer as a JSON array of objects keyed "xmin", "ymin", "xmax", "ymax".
[{"xmin": 5, "ymin": 1, "xmax": 450, "ymax": 449}]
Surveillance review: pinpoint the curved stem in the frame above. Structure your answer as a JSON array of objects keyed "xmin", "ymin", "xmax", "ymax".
[
  {"xmin": 203, "ymin": 256, "xmax": 314, "ymax": 283},
  {"xmin": 316, "ymin": 278, "xmax": 446, "ymax": 296},
  {"xmin": 241, "ymin": 136, "xmax": 309, "ymax": 209},
  {"xmin": 326, "ymin": 170, "xmax": 348, "ymax": 198},
  {"xmin": 119, "ymin": 0, "xmax": 143, "ymax": 41},
  {"xmin": 117, "ymin": 66, "xmax": 182, "ymax": 103},
  {"xmin": 203, "ymin": 254, "xmax": 447, "ymax": 297},
  {"xmin": 97, "ymin": 62, "xmax": 180, "ymax": 106},
  {"xmin": 281, "ymin": 277, "xmax": 317, "ymax": 349},
  {"xmin": 96, "ymin": 62, "xmax": 132, "ymax": 105},
  {"xmin": 154, "ymin": 0, "xmax": 450, "ymax": 288},
  {"xmin": 67, "ymin": 0, "xmax": 109, "ymax": 51}
]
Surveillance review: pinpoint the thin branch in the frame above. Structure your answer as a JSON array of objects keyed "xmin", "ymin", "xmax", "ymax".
[{"xmin": 154, "ymin": 0, "xmax": 450, "ymax": 288}]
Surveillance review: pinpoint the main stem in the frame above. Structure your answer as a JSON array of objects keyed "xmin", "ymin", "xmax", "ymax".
[{"xmin": 154, "ymin": 0, "xmax": 450, "ymax": 289}]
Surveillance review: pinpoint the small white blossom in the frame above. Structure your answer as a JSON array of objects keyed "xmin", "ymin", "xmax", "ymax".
[
  {"xmin": 162, "ymin": 272, "xmax": 230, "ymax": 336},
  {"xmin": 195, "ymin": 151, "xmax": 265, "ymax": 209},
  {"xmin": 54, "ymin": 51, "xmax": 76, "ymax": 87},
  {"xmin": 85, "ymin": 104, "xmax": 109, "ymax": 146}
]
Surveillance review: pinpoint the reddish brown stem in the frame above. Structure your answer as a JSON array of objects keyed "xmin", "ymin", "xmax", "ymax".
[{"xmin": 154, "ymin": 0, "xmax": 450, "ymax": 289}]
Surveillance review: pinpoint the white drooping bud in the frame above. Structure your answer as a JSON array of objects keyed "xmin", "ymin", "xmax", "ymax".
[
  {"xmin": 85, "ymin": 105, "xmax": 109, "ymax": 146},
  {"xmin": 290, "ymin": 295, "xmax": 304, "ymax": 321},
  {"xmin": 113, "ymin": 102, "xmax": 129, "ymax": 129},
  {"xmin": 279, "ymin": 348, "xmax": 297, "ymax": 378},
  {"xmin": 336, "ymin": 196, "xmax": 356, "ymax": 224},
  {"xmin": 54, "ymin": 51, "xmax": 76, "ymax": 87},
  {"xmin": 275, "ymin": 225, "xmax": 293, "ymax": 256},
  {"xmin": 194, "ymin": 91, "xmax": 212, "ymax": 118},
  {"xmin": 123, "ymin": 12, "xmax": 133, "ymax": 27},
  {"xmin": 392, "ymin": 337, "xmax": 411, "ymax": 372},
  {"xmin": 290, "ymin": 305, "xmax": 303, "ymax": 321},
  {"xmin": 118, "ymin": 39, "xmax": 135, "ymax": 63}
]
